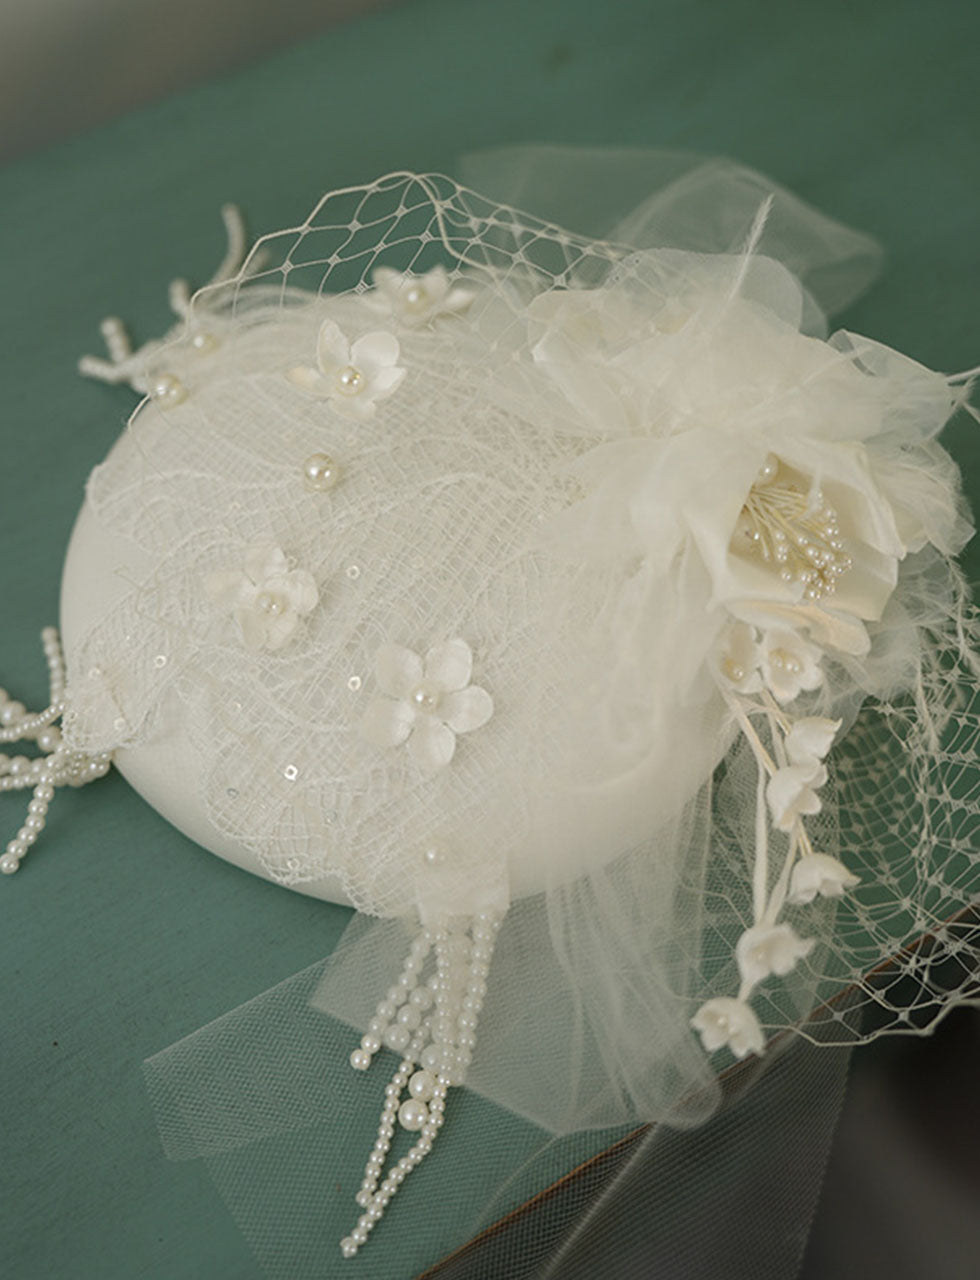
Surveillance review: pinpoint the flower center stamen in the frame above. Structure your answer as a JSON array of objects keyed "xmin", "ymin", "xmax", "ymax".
[
  {"xmin": 336, "ymin": 365, "xmax": 364, "ymax": 395},
  {"xmin": 256, "ymin": 591, "xmax": 287, "ymax": 617},
  {"xmin": 410, "ymin": 682, "xmax": 442, "ymax": 714},
  {"xmin": 403, "ymin": 285, "xmax": 429, "ymax": 312},
  {"xmin": 736, "ymin": 457, "xmax": 852, "ymax": 601}
]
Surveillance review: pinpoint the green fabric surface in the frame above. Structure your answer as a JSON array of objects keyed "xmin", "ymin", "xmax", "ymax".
[{"xmin": 1, "ymin": 0, "xmax": 978, "ymax": 1276}]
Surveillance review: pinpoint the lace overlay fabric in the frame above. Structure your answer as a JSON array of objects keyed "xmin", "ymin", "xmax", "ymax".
[{"xmin": 63, "ymin": 161, "xmax": 980, "ymax": 1165}]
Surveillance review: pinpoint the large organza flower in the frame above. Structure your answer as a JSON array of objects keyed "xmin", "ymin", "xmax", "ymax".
[
  {"xmin": 287, "ymin": 319, "xmax": 406, "ymax": 420},
  {"xmin": 205, "ymin": 545, "xmax": 319, "ymax": 651},
  {"xmin": 535, "ymin": 269, "xmax": 967, "ymax": 664},
  {"xmin": 360, "ymin": 638, "xmax": 494, "ymax": 773},
  {"xmin": 691, "ymin": 997, "xmax": 766, "ymax": 1059}
]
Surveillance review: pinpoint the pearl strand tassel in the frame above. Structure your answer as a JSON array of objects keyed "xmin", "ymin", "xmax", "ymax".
[
  {"xmin": 340, "ymin": 910, "xmax": 502, "ymax": 1259},
  {"xmin": 0, "ymin": 627, "xmax": 112, "ymax": 875}
]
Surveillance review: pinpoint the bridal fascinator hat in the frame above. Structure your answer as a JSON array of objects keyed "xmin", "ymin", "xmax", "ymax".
[{"xmin": 4, "ymin": 147, "xmax": 979, "ymax": 1268}]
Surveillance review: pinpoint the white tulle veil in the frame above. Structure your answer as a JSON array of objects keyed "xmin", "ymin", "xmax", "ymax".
[{"xmin": 4, "ymin": 146, "xmax": 976, "ymax": 1276}]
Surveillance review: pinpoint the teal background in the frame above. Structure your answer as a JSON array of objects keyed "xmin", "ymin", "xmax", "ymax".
[{"xmin": 1, "ymin": 0, "xmax": 978, "ymax": 1276}]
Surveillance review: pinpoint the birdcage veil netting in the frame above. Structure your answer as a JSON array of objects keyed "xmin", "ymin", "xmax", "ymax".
[{"xmin": 60, "ymin": 148, "xmax": 980, "ymax": 1274}]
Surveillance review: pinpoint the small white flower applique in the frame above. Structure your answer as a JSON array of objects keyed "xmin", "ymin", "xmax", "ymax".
[
  {"xmin": 784, "ymin": 716, "xmax": 841, "ymax": 766},
  {"xmin": 736, "ymin": 922, "xmax": 814, "ymax": 987},
  {"xmin": 206, "ymin": 544, "xmax": 318, "ymax": 651},
  {"xmin": 287, "ymin": 319, "xmax": 406, "ymax": 420},
  {"xmin": 766, "ymin": 761, "xmax": 827, "ymax": 832},
  {"xmin": 691, "ymin": 997, "xmax": 765, "ymax": 1059},
  {"xmin": 758, "ymin": 627, "xmax": 824, "ymax": 704},
  {"xmin": 766, "ymin": 715, "xmax": 839, "ymax": 832},
  {"xmin": 370, "ymin": 266, "xmax": 475, "ymax": 327},
  {"xmin": 360, "ymin": 638, "xmax": 493, "ymax": 773},
  {"xmin": 788, "ymin": 853, "xmax": 860, "ymax": 905},
  {"xmin": 715, "ymin": 621, "xmax": 764, "ymax": 694}
]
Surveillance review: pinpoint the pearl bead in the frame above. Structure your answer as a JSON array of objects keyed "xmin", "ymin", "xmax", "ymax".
[
  {"xmin": 335, "ymin": 365, "xmax": 364, "ymax": 395},
  {"xmin": 0, "ymin": 853, "xmax": 19, "ymax": 874},
  {"xmin": 756, "ymin": 455, "xmax": 779, "ymax": 483},
  {"xmin": 403, "ymin": 285, "xmax": 427, "ymax": 310},
  {"xmin": 360, "ymin": 1033, "xmax": 381, "ymax": 1054},
  {"xmin": 6, "ymin": 838, "xmax": 26, "ymax": 858},
  {"xmin": 0, "ymin": 702, "xmax": 26, "ymax": 726},
  {"xmin": 150, "ymin": 373, "xmax": 187, "ymax": 407},
  {"xmin": 420, "ymin": 1044, "xmax": 442, "ymax": 1072},
  {"xmin": 340, "ymin": 1237, "xmax": 357, "ymax": 1258},
  {"xmin": 302, "ymin": 452, "xmax": 341, "ymax": 492},
  {"xmin": 255, "ymin": 591, "xmax": 286, "ymax": 617},
  {"xmin": 396, "ymin": 1004, "xmax": 421, "ymax": 1029},
  {"xmin": 408, "ymin": 1070, "xmax": 435, "ymax": 1101},
  {"xmin": 190, "ymin": 330, "xmax": 219, "ymax": 354},
  {"xmin": 383, "ymin": 1024, "xmax": 410, "ymax": 1052},
  {"xmin": 410, "ymin": 682, "xmax": 442, "ymax": 713},
  {"xmin": 9, "ymin": 757, "xmax": 29, "ymax": 776},
  {"xmin": 398, "ymin": 1099, "xmax": 428, "ymax": 1132},
  {"xmin": 37, "ymin": 727, "xmax": 61, "ymax": 752},
  {"xmin": 349, "ymin": 1049, "xmax": 372, "ymax": 1070}
]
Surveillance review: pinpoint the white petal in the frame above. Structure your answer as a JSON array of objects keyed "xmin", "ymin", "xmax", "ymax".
[
  {"xmin": 330, "ymin": 393, "xmax": 378, "ymax": 421},
  {"xmin": 351, "ymin": 330, "xmax": 401, "ymax": 374},
  {"xmin": 788, "ymin": 853, "xmax": 859, "ymax": 904},
  {"xmin": 360, "ymin": 698, "xmax": 414, "ymax": 748},
  {"xmin": 424, "ymin": 639, "xmax": 473, "ymax": 691},
  {"xmin": 283, "ymin": 569, "xmax": 319, "ymax": 615},
  {"xmin": 235, "ymin": 609, "xmax": 267, "ymax": 651},
  {"xmin": 422, "ymin": 265, "xmax": 450, "ymax": 300},
  {"xmin": 367, "ymin": 365, "xmax": 406, "ymax": 400},
  {"xmin": 408, "ymin": 718, "xmax": 456, "ymax": 772},
  {"xmin": 443, "ymin": 285, "xmax": 475, "ymax": 313},
  {"xmin": 737, "ymin": 923, "xmax": 813, "ymax": 986},
  {"xmin": 785, "ymin": 717, "xmax": 841, "ymax": 766},
  {"xmin": 286, "ymin": 365, "xmax": 326, "ymax": 395},
  {"xmin": 316, "ymin": 318, "xmax": 350, "ymax": 373},
  {"xmin": 691, "ymin": 997, "xmax": 765, "ymax": 1059},
  {"xmin": 264, "ymin": 612, "xmax": 300, "ymax": 651},
  {"xmin": 371, "ymin": 267, "xmax": 402, "ymax": 299},
  {"xmin": 375, "ymin": 645, "xmax": 423, "ymax": 699},
  {"xmin": 244, "ymin": 545, "xmax": 288, "ymax": 584},
  {"xmin": 441, "ymin": 685, "xmax": 493, "ymax": 734}
]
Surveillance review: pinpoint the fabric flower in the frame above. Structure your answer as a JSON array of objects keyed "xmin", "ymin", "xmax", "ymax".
[
  {"xmin": 736, "ymin": 922, "xmax": 814, "ymax": 987},
  {"xmin": 788, "ymin": 853, "xmax": 860, "ymax": 905},
  {"xmin": 206, "ymin": 545, "xmax": 318, "ymax": 651},
  {"xmin": 784, "ymin": 716, "xmax": 841, "ymax": 766},
  {"xmin": 758, "ymin": 628, "xmax": 824, "ymax": 704},
  {"xmin": 370, "ymin": 266, "xmax": 475, "ymax": 326},
  {"xmin": 360, "ymin": 638, "xmax": 493, "ymax": 773},
  {"xmin": 766, "ymin": 760, "xmax": 827, "ymax": 831},
  {"xmin": 287, "ymin": 319, "xmax": 405, "ymax": 419},
  {"xmin": 691, "ymin": 997, "xmax": 765, "ymax": 1059},
  {"xmin": 714, "ymin": 621, "xmax": 763, "ymax": 694},
  {"xmin": 535, "ymin": 269, "xmax": 937, "ymax": 661}
]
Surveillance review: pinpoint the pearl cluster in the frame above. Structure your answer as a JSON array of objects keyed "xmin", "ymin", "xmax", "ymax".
[
  {"xmin": 340, "ymin": 911, "xmax": 502, "ymax": 1259},
  {"xmin": 0, "ymin": 628, "xmax": 112, "ymax": 875},
  {"xmin": 738, "ymin": 456, "xmax": 852, "ymax": 601}
]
